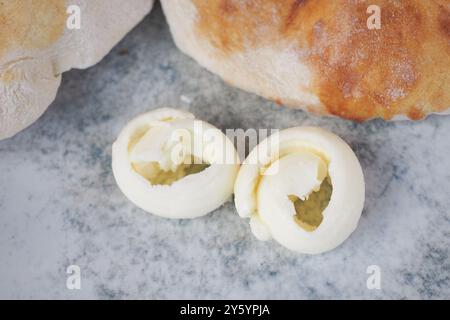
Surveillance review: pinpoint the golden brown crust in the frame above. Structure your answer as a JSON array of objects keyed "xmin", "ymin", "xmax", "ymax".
[
  {"xmin": 193, "ymin": 0, "xmax": 450, "ymax": 121},
  {"xmin": 0, "ymin": 0, "xmax": 66, "ymax": 60}
]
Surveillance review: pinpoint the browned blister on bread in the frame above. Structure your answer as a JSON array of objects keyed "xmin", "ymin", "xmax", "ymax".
[
  {"xmin": 163, "ymin": 0, "xmax": 450, "ymax": 121},
  {"xmin": 0, "ymin": 0, "xmax": 66, "ymax": 59}
]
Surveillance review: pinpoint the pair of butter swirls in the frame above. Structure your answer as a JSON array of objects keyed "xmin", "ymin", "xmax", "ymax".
[{"xmin": 112, "ymin": 108, "xmax": 365, "ymax": 254}]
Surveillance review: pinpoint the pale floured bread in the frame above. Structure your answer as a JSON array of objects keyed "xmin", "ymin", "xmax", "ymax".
[
  {"xmin": 161, "ymin": 0, "xmax": 450, "ymax": 121},
  {"xmin": 0, "ymin": 0, "xmax": 154, "ymax": 140}
]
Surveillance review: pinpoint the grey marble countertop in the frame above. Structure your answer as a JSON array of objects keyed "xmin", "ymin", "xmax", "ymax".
[{"xmin": 1, "ymin": 5, "xmax": 449, "ymax": 299}]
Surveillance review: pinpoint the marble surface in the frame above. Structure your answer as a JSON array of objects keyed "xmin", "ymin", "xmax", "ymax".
[{"xmin": 0, "ymin": 5, "xmax": 449, "ymax": 299}]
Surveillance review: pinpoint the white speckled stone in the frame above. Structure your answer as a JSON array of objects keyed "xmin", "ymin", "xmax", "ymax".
[{"xmin": 0, "ymin": 5, "xmax": 449, "ymax": 299}]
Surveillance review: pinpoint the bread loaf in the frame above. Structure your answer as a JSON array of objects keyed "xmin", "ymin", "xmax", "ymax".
[
  {"xmin": 0, "ymin": 0, "xmax": 154, "ymax": 140},
  {"xmin": 161, "ymin": 0, "xmax": 450, "ymax": 121}
]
